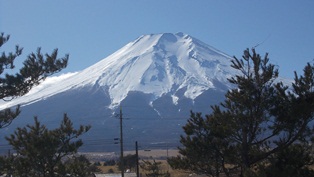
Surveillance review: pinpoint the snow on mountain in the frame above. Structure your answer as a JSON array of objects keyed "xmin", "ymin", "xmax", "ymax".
[
  {"xmin": 0, "ymin": 32, "xmax": 233, "ymax": 110},
  {"xmin": 0, "ymin": 32, "xmax": 237, "ymax": 151},
  {"xmin": 0, "ymin": 72, "xmax": 79, "ymax": 108}
]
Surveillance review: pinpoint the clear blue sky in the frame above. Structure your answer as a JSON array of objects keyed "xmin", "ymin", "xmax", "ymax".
[{"xmin": 1, "ymin": 0, "xmax": 314, "ymax": 78}]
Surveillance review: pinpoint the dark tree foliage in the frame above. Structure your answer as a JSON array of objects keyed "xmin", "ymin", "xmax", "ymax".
[
  {"xmin": 0, "ymin": 32, "xmax": 68, "ymax": 128},
  {"xmin": 63, "ymin": 155, "xmax": 101, "ymax": 176},
  {"xmin": 107, "ymin": 168, "xmax": 115, "ymax": 173},
  {"xmin": 140, "ymin": 159, "xmax": 170, "ymax": 177},
  {"xmin": 0, "ymin": 152, "xmax": 15, "ymax": 176},
  {"xmin": 168, "ymin": 111, "xmax": 236, "ymax": 177},
  {"xmin": 168, "ymin": 48, "xmax": 314, "ymax": 177},
  {"xmin": 260, "ymin": 143, "xmax": 314, "ymax": 177},
  {"xmin": 3, "ymin": 114, "xmax": 90, "ymax": 177},
  {"xmin": 104, "ymin": 159, "xmax": 116, "ymax": 166},
  {"xmin": 117, "ymin": 154, "xmax": 138, "ymax": 172}
]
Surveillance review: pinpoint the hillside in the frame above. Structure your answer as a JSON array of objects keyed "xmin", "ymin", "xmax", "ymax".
[{"xmin": 0, "ymin": 33, "xmax": 235, "ymax": 152}]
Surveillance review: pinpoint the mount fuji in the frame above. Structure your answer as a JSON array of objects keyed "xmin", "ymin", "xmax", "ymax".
[{"xmin": 0, "ymin": 32, "xmax": 236, "ymax": 151}]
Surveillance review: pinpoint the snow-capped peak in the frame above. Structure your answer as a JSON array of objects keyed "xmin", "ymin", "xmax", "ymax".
[{"xmin": 0, "ymin": 32, "xmax": 235, "ymax": 110}]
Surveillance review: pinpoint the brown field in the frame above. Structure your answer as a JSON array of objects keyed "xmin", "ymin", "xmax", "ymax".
[
  {"xmin": 84, "ymin": 149, "xmax": 207, "ymax": 177},
  {"xmin": 97, "ymin": 160, "xmax": 203, "ymax": 177}
]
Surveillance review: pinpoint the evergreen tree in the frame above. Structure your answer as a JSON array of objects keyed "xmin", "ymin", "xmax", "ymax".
[
  {"xmin": 4, "ymin": 114, "xmax": 90, "ymax": 177},
  {"xmin": 260, "ymin": 143, "xmax": 314, "ymax": 177},
  {"xmin": 0, "ymin": 152, "xmax": 16, "ymax": 176},
  {"xmin": 140, "ymin": 159, "xmax": 170, "ymax": 177},
  {"xmin": 63, "ymin": 155, "xmax": 101, "ymax": 177},
  {"xmin": 0, "ymin": 32, "xmax": 68, "ymax": 128},
  {"xmin": 168, "ymin": 48, "xmax": 314, "ymax": 176},
  {"xmin": 117, "ymin": 154, "xmax": 138, "ymax": 172},
  {"xmin": 168, "ymin": 111, "xmax": 236, "ymax": 177}
]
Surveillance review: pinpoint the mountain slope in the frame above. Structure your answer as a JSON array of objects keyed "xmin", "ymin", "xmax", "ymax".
[
  {"xmin": 0, "ymin": 32, "xmax": 235, "ymax": 151},
  {"xmin": 1, "ymin": 32, "xmax": 233, "ymax": 110}
]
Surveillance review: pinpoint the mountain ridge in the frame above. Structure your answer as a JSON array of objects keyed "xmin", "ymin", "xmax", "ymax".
[
  {"xmin": 0, "ymin": 32, "xmax": 234, "ymax": 110},
  {"xmin": 0, "ymin": 32, "xmax": 237, "ymax": 151}
]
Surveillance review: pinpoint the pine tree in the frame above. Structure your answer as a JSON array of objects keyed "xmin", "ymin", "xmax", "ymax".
[
  {"xmin": 168, "ymin": 48, "xmax": 314, "ymax": 177},
  {"xmin": 117, "ymin": 154, "xmax": 138, "ymax": 172},
  {"xmin": 140, "ymin": 159, "xmax": 170, "ymax": 177},
  {"xmin": 168, "ymin": 111, "xmax": 235, "ymax": 177},
  {"xmin": 0, "ymin": 32, "xmax": 68, "ymax": 128},
  {"xmin": 4, "ymin": 114, "xmax": 90, "ymax": 177},
  {"xmin": 260, "ymin": 143, "xmax": 314, "ymax": 177}
]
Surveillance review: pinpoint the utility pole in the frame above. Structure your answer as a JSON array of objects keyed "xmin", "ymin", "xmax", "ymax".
[
  {"xmin": 120, "ymin": 106, "xmax": 124, "ymax": 177},
  {"xmin": 136, "ymin": 141, "xmax": 139, "ymax": 177},
  {"xmin": 166, "ymin": 142, "xmax": 169, "ymax": 171}
]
